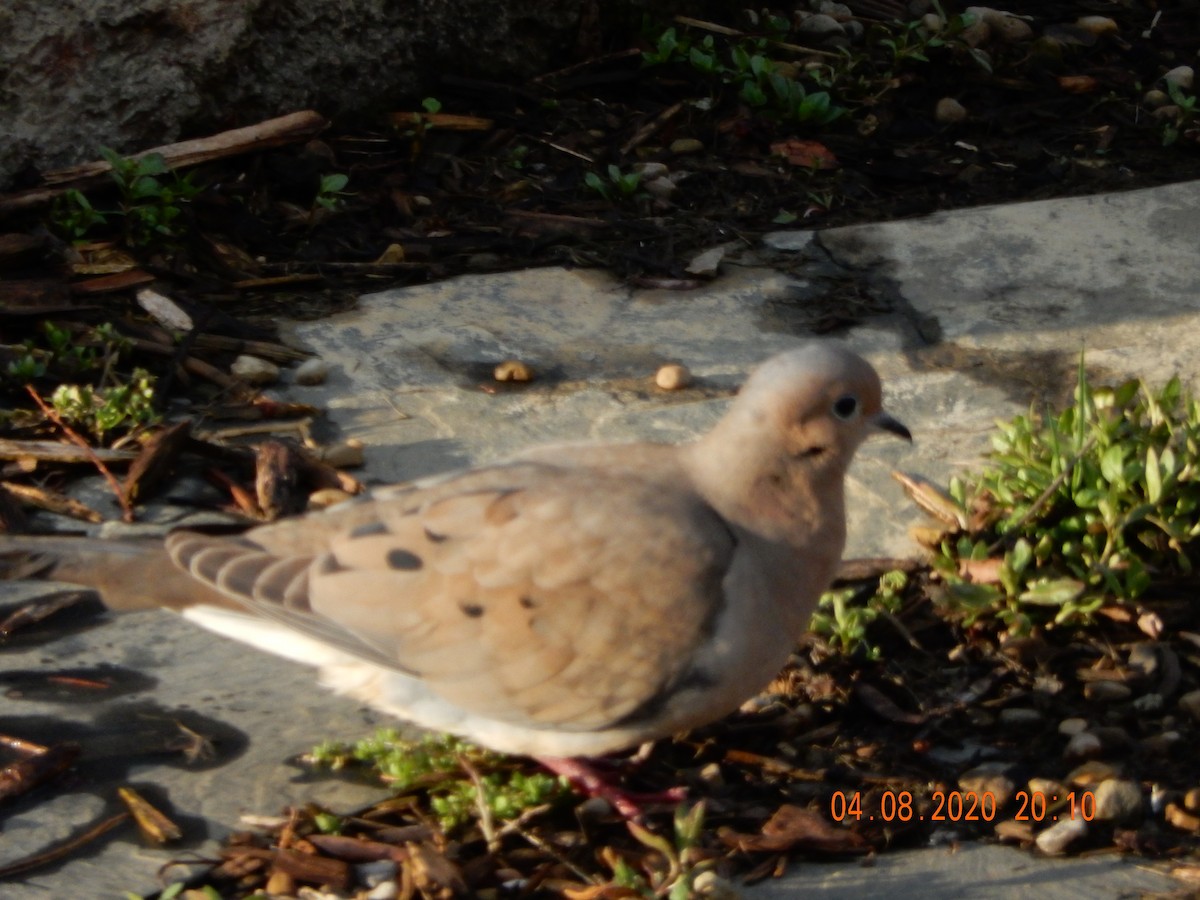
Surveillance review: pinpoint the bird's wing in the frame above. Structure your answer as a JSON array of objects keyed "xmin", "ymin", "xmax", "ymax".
[{"xmin": 165, "ymin": 460, "xmax": 738, "ymax": 732}]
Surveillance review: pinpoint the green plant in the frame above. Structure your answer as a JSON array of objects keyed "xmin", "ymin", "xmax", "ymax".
[
  {"xmin": 99, "ymin": 147, "xmax": 201, "ymax": 246},
  {"xmin": 310, "ymin": 730, "xmax": 568, "ymax": 832},
  {"xmin": 585, "ymin": 164, "xmax": 643, "ymax": 201},
  {"xmin": 49, "ymin": 368, "xmax": 160, "ymax": 441},
  {"xmin": 51, "ymin": 188, "xmax": 108, "ymax": 239},
  {"xmin": 926, "ymin": 355, "xmax": 1200, "ymax": 634},
  {"xmin": 604, "ymin": 802, "xmax": 712, "ymax": 899},
  {"xmin": 1161, "ymin": 79, "xmax": 1198, "ymax": 146},
  {"xmin": 4, "ymin": 320, "xmax": 127, "ymax": 382},
  {"xmin": 314, "ymin": 173, "xmax": 351, "ymax": 212},
  {"xmin": 812, "ymin": 570, "xmax": 909, "ymax": 658}
]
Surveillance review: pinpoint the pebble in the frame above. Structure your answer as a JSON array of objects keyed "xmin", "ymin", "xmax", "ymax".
[
  {"xmin": 1164, "ymin": 65, "xmax": 1195, "ymax": 91},
  {"xmin": 1166, "ymin": 802, "xmax": 1200, "ymax": 832},
  {"xmin": 1187, "ymin": 788, "xmax": 1200, "ymax": 812},
  {"xmin": 959, "ymin": 762, "xmax": 1016, "ymax": 808},
  {"xmin": 935, "ymin": 97, "xmax": 968, "ymax": 123},
  {"xmin": 966, "ymin": 7, "xmax": 1033, "ymax": 42},
  {"xmin": 796, "ymin": 13, "xmax": 845, "ymax": 41},
  {"xmin": 670, "ymin": 138, "xmax": 704, "ymax": 155},
  {"xmin": 1143, "ymin": 89, "xmax": 1170, "ymax": 108},
  {"xmin": 995, "ymin": 819, "xmax": 1034, "ymax": 843},
  {"xmin": 998, "ymin": 707, "xmax": 1042, "ymax": 728},
  {"xmin": 1140, "ymin": 730, "xmax": 1181, "ymax": 755},
  {"xmin": 1177, "ymin": 689, "xmax": 1200, "ymax": 721},
  {"xmin": 1134, "ymin": 693, "xmax": 1164, "ymax": 713},
  {"xmin": 293, "ymin": 358, "xmax": 330, "ymax": 385},
  {"xmin": 1128, "ymin": 642, "xmax": 1159, "ymax": 677},
  {"xmin": 656, "ymin": 363, "xmax": 693, "ymax": 391},
  {"xmin": 1092, "ymin": 779, "xmax": 1144, "ymax": 823},
  {"xmin": 686, "ymin": 246, "xmax": 727, "ymax": 277},
  {"xmin": 1075, "ymin": 15, "xmax": 1118, "ymax": 36},
  {"xmin": 307, "ymin": 488, "xmax": 354, "ymax": 510},
  {"xmin": 494, "ymin": 359, "xmax": 534, "ymax": 382},
  {"xmin": 231, "ymin": 354, "xmax": 281, "ymax": 385},
  {"xmin": 1028, "ymin": 777, "xmax": 1068, "ymax": 799},
  {"xmin": 1063, "ymin": 731, "xmax": 1102, "ymax": 760},
  {"xmin": 632, "ymin": 161, "xmax": 669, "ymax": 180},
  {"xmin": 319, "ymin": 439, "xmax": 365, "ymax": 469},
  {"xmin": 692, "ymin": 870, "xmax": 744, "ymax": 899},
  {"xmin": 1035, "ymin": 817, "xmax": 1087, "ymax": 855},
  {"xmin": 1067, "ymin": 760, "xmax": 1120, "ymax": 785},
  {"xmin": 1058, "ymin": 717, "xmax": 1089, "ymax": 735},
  {"xmin": 1084, "ymin": 680, "xmax": 1132, "ymax": 702}
]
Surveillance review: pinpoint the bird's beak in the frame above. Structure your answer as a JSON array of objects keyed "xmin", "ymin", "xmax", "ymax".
[{"xmin": 872, "ymin": 411, "xmax": 912, "ymax": 442}]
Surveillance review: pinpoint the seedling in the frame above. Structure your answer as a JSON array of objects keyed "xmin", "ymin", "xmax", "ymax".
[
  {"xmin": 310, "ymin": 730, "xmax": 568, "ymax": 832},
  {"xmin": 99, "ymin": 147, "xmax": 201, "ymax": 246},
  {"xmin": 585, "ymin": 164, "xmax": 643, "ymax": 201}
]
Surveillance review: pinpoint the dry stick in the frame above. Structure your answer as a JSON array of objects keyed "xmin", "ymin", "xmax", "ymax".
[
  {"xmin": 0, "ymin": 812, "xmax": 130, "ymax": 878},
  {"xmin": 0, "ymin": 110, "xmax": 328, "ymax": 216},
  {"xmin": 24, "ymin": 385, "xmax": 135, "ymax": 523},
  {"xmin": 620, "ymin": 101, "xmax": 684, "ymax": 156}
]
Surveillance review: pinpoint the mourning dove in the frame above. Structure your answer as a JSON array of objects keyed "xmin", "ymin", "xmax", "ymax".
[{"xmin": 21, "ymin": 344, "xmax": 909, "ymax": 767}]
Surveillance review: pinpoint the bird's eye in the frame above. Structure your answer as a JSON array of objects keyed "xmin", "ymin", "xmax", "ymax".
[{"xmin": 832, "ymin": 395, "xmax": 859, "ymax": 420}]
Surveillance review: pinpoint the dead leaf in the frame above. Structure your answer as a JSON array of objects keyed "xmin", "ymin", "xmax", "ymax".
[
  {"xmin": 720, "ymin": 804, "xmax": 869, "ymax": 854},
  {"xmin": 769, "ymin": 139, "xmax": 838, "ymax": 170}
]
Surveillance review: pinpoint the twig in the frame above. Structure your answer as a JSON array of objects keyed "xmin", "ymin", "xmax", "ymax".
[
  {"xmin": 24, "ymin": 385, "xmax": 135, "ymax": 522},
  {"xmin": 620, "ymin": 102, "xmax": 684, "ymax": 156},
  {"xmin": 457, "ymin": 753, "xmax": 499, "ymax": 853},
  {"xmin": 0, "ymin": 812, "xmax": 129, "ymax": 877}
]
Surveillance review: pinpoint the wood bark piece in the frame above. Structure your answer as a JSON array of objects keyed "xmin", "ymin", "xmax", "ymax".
[
  {"xmin": 2, "ymin": 481, "xmax": 104, "ymax": 523},
  {"xmin": 0, "ymin": 111, "xmax": 328, "ymax": 217},
  {"xmin": 255, "ymin": 440, "xmax": 305, "ymax": 520},
  {"xmin": 0, "ymin": 438, "xmax": 137, "ymax": 464},
  {"xmin": 44, "ymin": 111, "xmax": 329, "ymax": 184},
  {"xmin": 122, "ymin": 420, "xmax": 192, "ymax": 505},
  {"xmin": 0, "ymin": 741, "xmax": 81, "ymax": 805},
  {"xmin": 69, "ymin": 270, "xmax": 156, "ymax": 295}
]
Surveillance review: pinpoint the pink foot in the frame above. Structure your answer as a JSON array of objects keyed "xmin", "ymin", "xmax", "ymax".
[{"xmin": 534, "ymin": 755, "xmax": 687, "ymax": 820}]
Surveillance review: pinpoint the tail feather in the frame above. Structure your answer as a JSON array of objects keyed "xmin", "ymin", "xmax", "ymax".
[{"xmin": 0, "ymin": 534, "xmax": 236, "ymax": 612}]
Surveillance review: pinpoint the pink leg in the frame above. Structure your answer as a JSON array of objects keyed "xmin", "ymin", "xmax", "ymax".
[{"xmin": 534, "ymin": 755, "xmax": 688, "ymax": 820}]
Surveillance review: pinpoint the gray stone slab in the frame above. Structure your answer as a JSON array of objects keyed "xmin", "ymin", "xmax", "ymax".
[{"xmin": 6, "ymin": 180, "xmax": 1200, "ymax": 897}]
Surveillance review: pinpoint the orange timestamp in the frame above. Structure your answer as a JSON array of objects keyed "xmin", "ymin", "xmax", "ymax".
[{"xmin": 830, "ymin": 789, "xmax": 1097, "ymax": 823}]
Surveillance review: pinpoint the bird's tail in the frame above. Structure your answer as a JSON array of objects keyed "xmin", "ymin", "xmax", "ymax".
[{"xmin": 0, "ymin": 534, "xmax": 231, "ymax": 611}]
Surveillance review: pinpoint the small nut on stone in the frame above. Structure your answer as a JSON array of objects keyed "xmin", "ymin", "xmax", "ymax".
[
  {"xmin": 935, "ymin": 97, "xmax": 968, "ymax": 123},
  {"xmin": 494, "ymin": 360, "xmax": 534, "ymax": 383},
  {"xmin": 656, "ymin": 363, "xmax": 693, "ymax": 391},
  {"xmin": 320, "ymin": 439, "xmax": 365, "ymax": 469}
]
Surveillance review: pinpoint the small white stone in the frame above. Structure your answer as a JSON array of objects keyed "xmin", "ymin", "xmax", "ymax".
[
  {"xmin": 1035, "ymin": 817, "xmax": 1087, "ymax": 855},
  {"xmin": 967, "ymin": 7, "xmax": 1033, "ymax": 42},
  {"xmin": 935, "ymin": 97, "xmax": 969, "ymax": 123},
  {"xmin": 656, "ymin": 363, "xmax": 693, "ymax": 391},
  {"xmin": 692, "ymin": 870, "xmax": 744, "ymax": 899},
  {"xmin": 294, "ymin": 358, "xmax": 330, "ymax": 385},
  {"xmin": 1058, "ymin": 717, "xmax": 1089, "ymax": 735},
  {"xmin": 320, "ymin": 440, "xmax": 365, "ymax": 469},
  {"xmin": 632, "ymin": 162, "xmax": 669, "ymax": 180},
  {"xmin": 685, "ymin": 246, "xmax": 726, "ymax": 276},
  {"xmin": 1092, "ymin": 779, "xmax": 1144, "ymax": 823},
  {"xmin": 1064, "ymin": 731, "xmax": 1102, "ymax": 760},
  {"xmin": 231, "ymin": 354, "xmax": 280, "ymax": 385},
  {"xmin": 1164, "ymin": 65, "xmax": 1195, "ymax": 91},
  {"xmin": 796, "ymin": 13, "xmax": 845, "ymax": 41}
]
